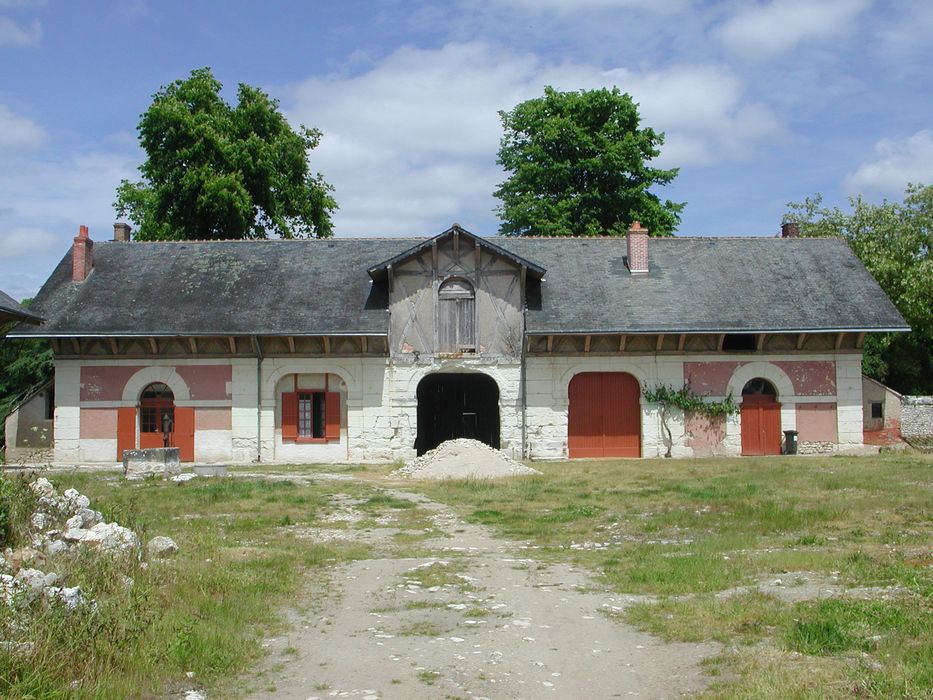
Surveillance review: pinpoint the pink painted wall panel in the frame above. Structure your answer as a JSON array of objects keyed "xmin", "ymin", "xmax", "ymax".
[
  {"xmin": 175, "ymin": 365, "xmax": 232, "ymax": 401},
  {"xmin": 683, "ymin": 362, "xmax": 740, "ymax": 396},
  {"xmin": 774, "ymin": 361, "xmax": 836, "ymax": 396},
  {"xmin": 796, "ymin": 403, "xmax": 838, "ymax": 443},
  {"xmin": 80, "ymin": 408, "xmax": 118, "ymax": 439},
  {"xmin": 80, "ymin": 366, "xmax": 145, "ymax": 401},
  {"xmin": 685, "ymin": 412, "xmax": 726, "ymax": 454},
  {"xmin": 195, "ymin": 407, "xmax": 232, "ymax": 430},
  {"xmin": 683, "ymin": 360, "xmax": 837, "ymax": 398}
]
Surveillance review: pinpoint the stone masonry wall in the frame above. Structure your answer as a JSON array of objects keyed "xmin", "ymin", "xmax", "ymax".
[{"xmin": 901, "ymin": 396, "xmax": 933, "ymax": 438}]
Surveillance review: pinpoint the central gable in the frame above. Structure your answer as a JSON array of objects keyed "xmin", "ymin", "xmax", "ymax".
[{"xmin": 379, "ymin": 225, "xmax": 542, "ymax": 359}]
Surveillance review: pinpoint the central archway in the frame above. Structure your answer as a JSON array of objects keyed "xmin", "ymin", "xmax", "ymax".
[{"xmin": 416, "ymin": 373, "xmax": 500, "ymax": 455}]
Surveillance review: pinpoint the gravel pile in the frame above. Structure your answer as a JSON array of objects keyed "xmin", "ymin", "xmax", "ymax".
[{"xmin": 392, "ymin": 439, "xmax": 542, "ymax": 480}]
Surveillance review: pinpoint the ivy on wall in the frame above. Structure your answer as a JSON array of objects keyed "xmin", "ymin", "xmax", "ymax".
[
  {"xmin": 642, "ymin": 383, "xmax": 738, "ymax": 458},
  {"xmin": 642, "ymin": 383, "xmax": 739, "ymax": 418}
]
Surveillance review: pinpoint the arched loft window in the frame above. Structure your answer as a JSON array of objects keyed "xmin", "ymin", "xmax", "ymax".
[
  {"xmin": 742, "ymin": 377, "xmax": 777, "ymax": 396},
  {"xmin": 438, "ymin": 277, "xmax": 475, "ymax": 352}
]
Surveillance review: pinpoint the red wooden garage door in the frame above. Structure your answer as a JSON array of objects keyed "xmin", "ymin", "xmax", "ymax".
[
  {"xmin": 568, "ymin": 372, "xmax": 641, "ymax": 458},
  {"xmin": 741, "ymin": 395, "xmax": 782, "ymax": 456}
]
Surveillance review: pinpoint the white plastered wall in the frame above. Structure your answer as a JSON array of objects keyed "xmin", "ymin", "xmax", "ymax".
[
  {"xmin": 53, "ymin": 360, "xmax": 80, "ymax": 465},
  {"xmin": 835, "ymin": 354, "xmax": 864, "ymax": 449}
]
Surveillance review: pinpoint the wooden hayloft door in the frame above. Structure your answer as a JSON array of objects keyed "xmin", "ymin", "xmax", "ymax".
[
  {"xmin": 568, "ymin": 372, "xmax": 641, "ymax": 458},
  {"xmin": 740, "ymin": 378, "xmax": 781, "ymax": 456}
]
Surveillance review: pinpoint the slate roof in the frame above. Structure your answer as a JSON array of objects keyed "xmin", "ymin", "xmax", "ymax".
[
  {"xmin": 9, "ymin": 234, "xmax": 908, "ymax": 338},
  {"xmin": 0, "ymin": 289, "xmax": 42, "ymax": 325}
]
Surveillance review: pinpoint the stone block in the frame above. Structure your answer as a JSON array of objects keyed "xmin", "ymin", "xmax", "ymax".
[{"xmin": 123, "ymin": 448, "xmax": 181, "ymax": 479}]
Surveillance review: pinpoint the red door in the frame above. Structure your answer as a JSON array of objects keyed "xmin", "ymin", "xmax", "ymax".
[
  {"xmin": 174, "ymin": 407, "xmax": 195, "ymax": 463},
  {"xmin": 568, "ymin": 372, "xmax": 641, "ymax": 458},
  {"xmin": 741, "ymin": 395, "xmax": 782, "ymax": 455}
]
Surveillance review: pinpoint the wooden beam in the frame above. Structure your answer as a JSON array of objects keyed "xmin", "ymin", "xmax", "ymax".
[
  {"xmin": 361, "ymin": 336, "xmax": 368, "ymax": 354},
  {"xmin": 475, "ymin": 240, "xmax": 481, "ymax": 284},
  {"xmin": 228, "ymin": 337, "xmax": 237, "ymax": 354},
  {"xmin": 717, "ymin": 333, "xmax": 725, "ymax": 351},
  {"xmin": 796, "ymin": 333, "xmax": 807, "ymax": 350},
  {"xmin": 757, "ymin": 333, "xmax": 767, "ymax": 351},
  {"xmin": 287, "ymin": 336, "xmax": 296, "ymax": 354},
  {"xmin": 656, "ymin": 334, "xmax": 664, "ymax": 351},
  {"xmin": 108, "ymin": 338, "xmax": 119, "ymax": 355},
  {"xmin": 323, "ymin": 336, "xmax": 331, "ymax": 354},
  {"xmin": 584, "ymin": 335, "xmax": 591, "ymax": 353},
  {"xmin": 619, "ymin": 334, "xmax": 627, "ymax": 352},
  {"xmin": 188, "ymin": 337, "xmax": 198, "ymax": 354},
  {"xmin": 835, "ymin": 332, "xmax": 846, "ymax": 349},
  {"xmin": 546, "ymin": 335, "xmax": 554, "ymax": 353},
  {"xmin": 453, "ymin": 229, "xmax": 459, "ymax": 259},
  {"xmin": 387, "ymin": 264, "xmax": 393, "ymax": 294},
  {"xmin": 148, "ymin": 337, "xmax": 158, "ymax": 354},
  {"xmin": 70, "ymin": 338, "xmax": 81, "ymax": 354},
  {"xmin": 855, "ymin": 332, "xmax": 866, "ymax": 348},
  {"xmin": 678, "ymin": 334, "xmax": 686, "ymax": 351}
]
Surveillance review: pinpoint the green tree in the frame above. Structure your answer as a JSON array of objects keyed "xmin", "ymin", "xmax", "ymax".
[
  {"xmin": 494, "ymin": 86, "xmax": 684, "ymax": 237},
  {"xmin": 785, "ymin": 183, "xmax": 933, "ymax": 393},
  {"xmin": 115, "ymin": 67, "xmax": 336, "ymax": 240},
  {"xmin": 0, "ymin": 299, "xmax": 53, "ymax": 448}
]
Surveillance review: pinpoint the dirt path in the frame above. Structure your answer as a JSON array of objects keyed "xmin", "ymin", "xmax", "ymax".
[{"xmin": 250, "ymin": 482, "xmax": 717, "ymax": 699}]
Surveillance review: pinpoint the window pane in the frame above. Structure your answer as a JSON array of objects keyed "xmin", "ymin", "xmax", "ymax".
[
  {"xmin": 141, "ymin": 407, "xmax": 157, "ymax": 433},
  {"xmin": 313, "ymin": 393, "xmax": 326, "ymax": 438},
  {"xmin": 298, "ymin": 394, "xmax": 313, "ymax": 437}
]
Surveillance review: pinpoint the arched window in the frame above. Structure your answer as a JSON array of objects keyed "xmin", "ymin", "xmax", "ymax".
[
  {"xmin": 742, "ymin": 378, "xmax": 777, "ymax": 396},
  {"xmin": 140, "ymin": 382, "xmax": 174, "ymax": 436},
  {"xmin": 438, "ymin": 277, "xmax": 475, "ymax": 352}
]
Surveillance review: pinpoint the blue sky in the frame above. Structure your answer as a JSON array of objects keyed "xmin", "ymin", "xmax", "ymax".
[{"xmin": 1, "ymin": 0, "xmax": 931, "ymax": 300}]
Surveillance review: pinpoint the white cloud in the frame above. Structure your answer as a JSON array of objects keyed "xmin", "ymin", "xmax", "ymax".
[
  {"xmin": 844, "ymin": 130, "xmax": 933, "ymax": 194},
  {"xmin": 0, "ymin": 104, "xmax": 45, "ymax": 150},
  {"xmin": 716, "ymin": 0, "xmax": 870, "ymax": 59},
  {"xmin": 0, "ymin": 226, "xmax": 57, "ymax": 259},
  {"xmin": 0, "ymin": 15, "xmax": 41, "ymax": 46},
  {"xmin": 286, "ymin": 42, "xmax": 782, "ymax": 236}
]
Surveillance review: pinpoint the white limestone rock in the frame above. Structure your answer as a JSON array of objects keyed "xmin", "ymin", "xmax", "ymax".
[
  {"xmin": 46, "ymin": 585, "xmax": 87, "ymax": 610},
  {"xmin": 81, "ymin": 522, "xmax": 140, "ymax": 555},
  {"xmin": 30, "ymin": 512, "xmax": 48, "ymax": 531},
  {"xmin": 29, "ymin": 478, "xmax": 56, "ymax": 499},
  {"xmin": 62, "ymin": 528, "xmax": 89, "ymax": 543},
  {"xmin": 15, "ymin": 568, "xmax": 61, "ymax": 594},
  {"xmin": 62, "ymin": 489, "xmax": 91, "ymax": 514},
  {"xmin": 45, "ymin": 540, "xmax": 69, "ymax": 556},
  {"xmin": 147, "ymin": 536, "xmax": 179, "ymax": 558}
]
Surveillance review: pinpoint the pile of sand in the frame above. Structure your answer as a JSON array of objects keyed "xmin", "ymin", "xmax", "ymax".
[{"xmin": 392, "ymin": 439, "xmax": 542, "ymax": 480}]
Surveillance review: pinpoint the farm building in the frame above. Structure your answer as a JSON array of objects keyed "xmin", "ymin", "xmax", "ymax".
[{"xmin": 5, "ymin": 222, "xmax": 909, "ymax": 465}]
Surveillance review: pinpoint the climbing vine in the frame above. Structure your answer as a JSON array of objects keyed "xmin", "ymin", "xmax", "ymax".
[
  {"xmin": 641, "ymin": 383, "xmax": 739, "ymax": 418},
  {"xmin": 642, "ymin": 383, "xmax": 738, "ymax": 459}
]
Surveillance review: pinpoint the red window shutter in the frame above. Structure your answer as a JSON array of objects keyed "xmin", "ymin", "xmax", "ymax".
[
  {"xmin": 325, "ymin": 392, "xmax": 341, "ymax": 441},
  {"xmin": 282, "ymin": 392, "xmax": 298, "ymax": 441},
  {"xmin": 174, "ymin": 407, "xmax": 195, "ymax": 462},
  {"xmin": 117, "ymin": 407, "xmax": 136, "ymax": 461}
]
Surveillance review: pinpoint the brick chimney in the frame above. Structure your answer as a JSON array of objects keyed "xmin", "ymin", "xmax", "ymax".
[
  {"xmin": 781, "ymin": 221, "xmax": 800, "ymax": 238},
  {"xmin": 113, "ymin": 222, "xmax": 132, "ymax": 242},
  {"xmin": 626, "ymin": 221, "xmax": 649, "ymax": 274},
  {"xmin": 72, "ymin": 225, "xmax": 93, "ymax": 282}
]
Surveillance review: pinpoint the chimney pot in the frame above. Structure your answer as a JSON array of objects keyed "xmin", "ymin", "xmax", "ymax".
[
  {"xmin": 72, "ymin": 225, "xmax": 94, "ymax": 282},
  {"xmin": 113, "ymin": 222, "xmax": 132, "ymax": 242},
  {"xmin": 626, "ymin": 220, "xmax": 649, "ymax": 274},
  {"xmin": 781, "ymin": 221, "xmax": 800, "ymax": 238}
]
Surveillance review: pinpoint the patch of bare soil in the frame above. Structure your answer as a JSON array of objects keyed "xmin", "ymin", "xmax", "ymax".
[{"xmin": 248, "ymin": 483, "xmax": 717, "ymax": 699}]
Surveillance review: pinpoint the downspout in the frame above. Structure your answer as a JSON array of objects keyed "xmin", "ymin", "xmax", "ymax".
[
  {"xmin": 521, "ymin": 299, "xmax": 528, "ymax": 460},
  {"xmin": 251, "ymin": 336, "xmax": 263, "ymax": 463}
]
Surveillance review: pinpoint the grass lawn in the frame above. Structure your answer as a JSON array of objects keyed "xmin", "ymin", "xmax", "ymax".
[
  {"xmin": 399, "ymin": 452, "xmax": 933, "ymax": 699},
  {"xmin": 0, "ymin": 469, "xmax": 426, "ymax": 699}
]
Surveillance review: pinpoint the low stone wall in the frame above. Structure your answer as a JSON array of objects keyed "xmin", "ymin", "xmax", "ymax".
[
  {"xmin": 123, "ymin": 447, "xmax": 181, "ymax": 479},
  {"xmin": 901, "ymin": 396, "xmax": 933, "ymax": 439},
  {"xmin": 798, "ymin": 441, "xmax": 835, "ymax": 455}
]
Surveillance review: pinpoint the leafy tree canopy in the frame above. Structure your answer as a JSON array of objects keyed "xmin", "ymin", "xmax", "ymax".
[
  {"xmin": 786, "ymin": 183, "xmax": 933, "ymax": 393},
  {"xmin": 115, "ymin": 67, "xmax": 336, "ymax": 240},
  {"xmin": 494, "ymin": 86, "xmax": 684, "ymax": 237},
  {"xmin": 1, "ymin": 299, "xmax": 52, "ymax": 447}
]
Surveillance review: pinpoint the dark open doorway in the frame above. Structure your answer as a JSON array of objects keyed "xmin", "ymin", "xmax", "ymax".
[{"xmin": 416, "ymin": 373, "xmax": 500, "ymax": 455}]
